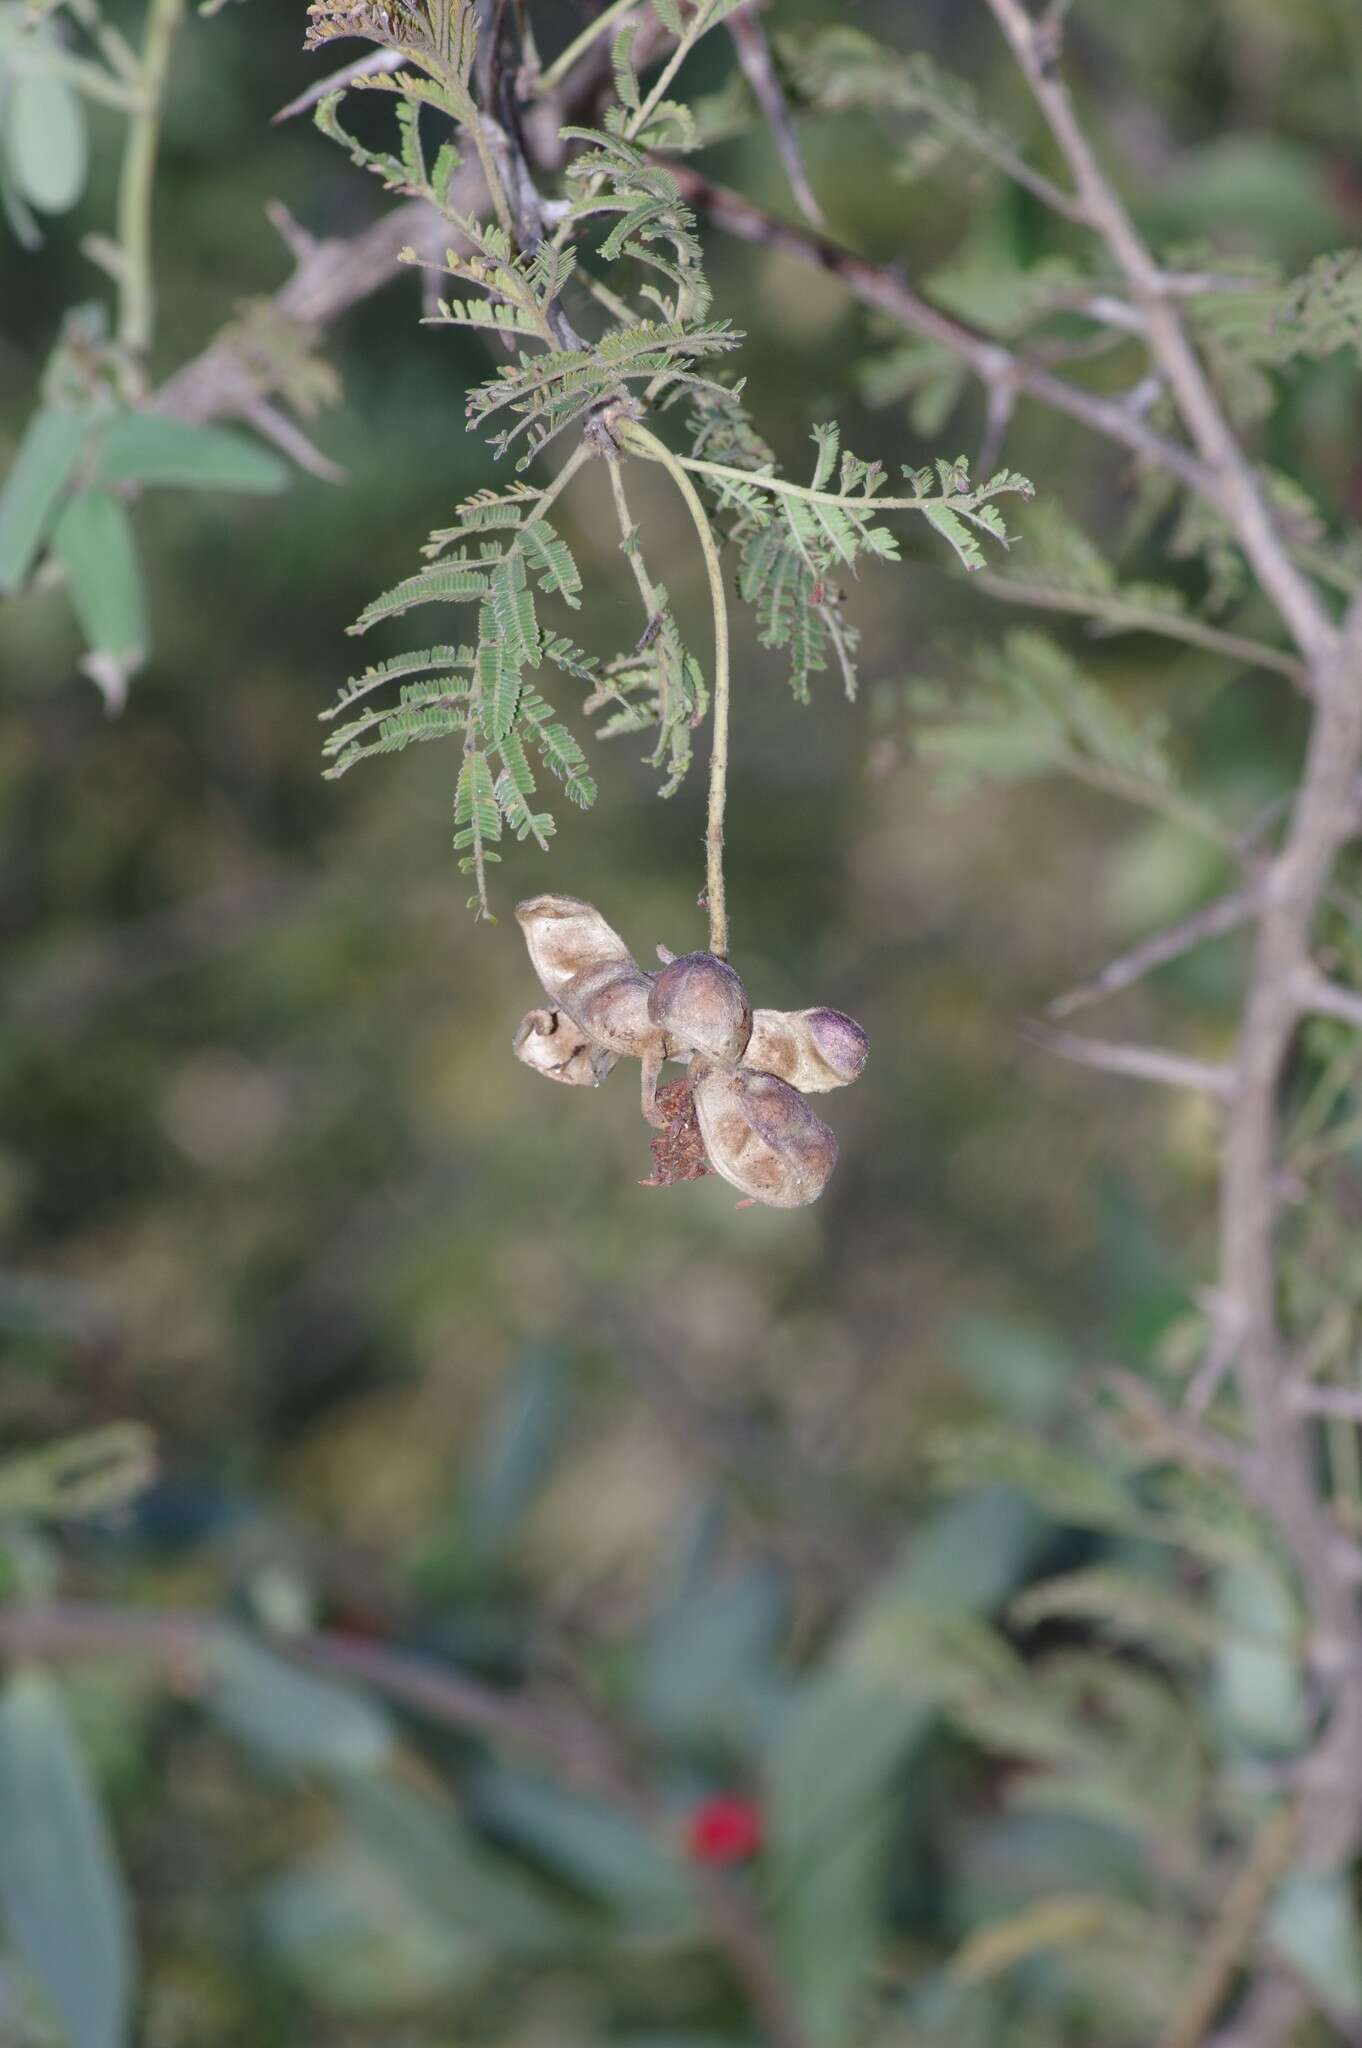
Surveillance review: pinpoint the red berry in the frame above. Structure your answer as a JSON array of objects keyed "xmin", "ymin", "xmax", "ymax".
[{"xmin": 685, "ymin": 1794, "xmax": 764, "ymax": 1866}]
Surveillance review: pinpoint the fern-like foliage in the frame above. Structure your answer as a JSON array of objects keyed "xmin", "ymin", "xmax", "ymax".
[
  {"xmin": 910, "ymin": 629, "xmax": 1177, "ymax": 810},
  {"xmin": 309, "ymin": 3, "xmax": 1035, "ymax": 909},
  {"xmin": 560, "ymin": 128, "xmax": 712, "ymax": 323},
  {"xmin": 586, "ymin": 592, "xmax": 709, "ymax": 798},
  {"xmin": 689, "ymin": 393, "xmax": 1031, "ymax": 699},
  {"xmin": 320, "ymin": 482, "xmax": 596, "ymax": 917},
  {"xmin": 782, "ymin": 25, "xmax": 1059, "ymax": 189},
  {"xmin": 979, "ymin": 502, "xmax": 1191, "ymax": 619}
]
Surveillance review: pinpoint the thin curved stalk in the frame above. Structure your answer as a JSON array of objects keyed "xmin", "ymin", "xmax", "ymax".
[
  {"xmin": 617, "ymin": 419, "xmax": 732, "ymax": 959},
  {"xmin": 535, "ymin": 0, "xmax": 642, "ymax": 94},
  {"xmin": 116, "ymin": 0, "xmax": 185, "ymax": 374}
]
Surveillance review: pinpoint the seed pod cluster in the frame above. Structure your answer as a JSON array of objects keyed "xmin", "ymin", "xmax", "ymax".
[{"xmin": 512, "ymin": 894, "xmax": 866, "ymax": 1209}]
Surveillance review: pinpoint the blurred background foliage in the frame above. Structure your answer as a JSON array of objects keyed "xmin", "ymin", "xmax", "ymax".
[{"xmin": 4, "ymin": 1, "xmax": 1362, "ymax": 2043}]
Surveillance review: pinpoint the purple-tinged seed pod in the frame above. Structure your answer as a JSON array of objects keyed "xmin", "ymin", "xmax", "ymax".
[
  {"xmin": 691, "ymin": 1063, "xmax": 838, "ymax": 1208},
  {"xmin": 745, "ymin": 1006, "xmax": 869, "ymax": 1093},
  {"xmin": 649, "ymin": 951, "xmax": 753, "ymax": 1063}
]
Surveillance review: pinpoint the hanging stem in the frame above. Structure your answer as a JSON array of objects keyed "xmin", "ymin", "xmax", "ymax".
[
  {"xmin": 116, "ymin": 0, "xmax": 185, "ymax": 379},
  {"xmin": 617, "ymin": 419, "xmax": 732, "ymax": 959},
  {"xmin": 534, "ymin": 0, "xmax": 642, "ymax": 94}
]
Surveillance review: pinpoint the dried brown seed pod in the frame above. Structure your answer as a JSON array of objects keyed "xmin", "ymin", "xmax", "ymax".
[
  {"xmin": 516, "ymin": 894, "xmax": 636, "ymax": 1003},
  {"xmin": 557, "ymin": 960, "xmax": 658, "ymax": 1060},
  {"xmin": 648, "ymin": 951, "xmax": 753, "ymax": 1063},
  {"xmin": 691, "ymin": 1062, "xmax": 839, "ymax": 1209},
  {"xmin": 513, "ymin": 1008, "xmax": 617, "ymax": 1087},
  {"xmin": 745, "ymin": 1006, "xmax": 869, "ymax": 1093},
  {"xmin": 516, "ymin": 894, "xmax": 658, "ymax": 1060}
]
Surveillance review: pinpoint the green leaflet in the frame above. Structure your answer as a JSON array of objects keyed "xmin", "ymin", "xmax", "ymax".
[
  {"xmin": 0, "ymin": 1671, "xmax": 134, "ymax": 2048},
  {"xmin": 93, "ymin": 413, "xmax": 289, "ymax": 494},
  {"xmin": 0, "ymin": 405, "xmax": 93, "ymax": 594},
  {"xmin": 50, "ymin": 490, "xmax": 147, "ymax": 706},
  {"xmin": 351, "ymin": 562, "xmax": 493, "ymax": 631},
  {"xmin": 5, "ymin": 63, "xmax": 87, "ymax": 214},
  {"xmin": 328, "ymin": 484, "xmax": 592, "ymax": 913},
  {"xmin": 612, "ymin": 22, "xmax": 640, "ymax": 110}
]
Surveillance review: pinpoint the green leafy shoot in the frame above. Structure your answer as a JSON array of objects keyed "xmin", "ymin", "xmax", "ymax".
[
  {"xmin": 909, "ymin": 629, "xmax": 1187, "ymax": 821},
  {"xmin": 320, "ymin": 468, "xmax": 596, "ymax": 917}
]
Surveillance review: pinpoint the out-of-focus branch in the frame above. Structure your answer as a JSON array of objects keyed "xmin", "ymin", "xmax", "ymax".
[
  {"xmin": 1022, "ymin": 1021, "xmax": 1235, "ymax": 1098},
  {"xmin": 666, "ymin": 164, "xmax": 1215, "ymax": 499},
  {"xmin": 970, "ymin": 26, "xmax": 1362, "ymax": 2003},
  {"xmin": 980, "ymin": 0, "xmax": 1332, "ymax": 666},
  {"xmin": 973, "ymin": 573, "xmax": 1309, "ymax": 691},
  {"xmin": 1158, "ymin": 1805, "xmax": 1299, "ymax": 2048},
  {"xmin": 726, "ymin": 5, "xmax": 824, "ymax": 227},
  {"xmin": 1047, "ymin": 886, "xmax": 1262, "ymax": 1020},
  {"xmin": 0, "ymin": 1600, "xmax": 813, "ymax": 2048},
  {"xmin": 149, "ymin": 197, "xmax": 448, "ymax": 426}
]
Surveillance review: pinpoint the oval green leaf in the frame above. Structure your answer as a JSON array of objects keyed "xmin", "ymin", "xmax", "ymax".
[
  {"xmin": 6, "ymin": 68, "xmax": 87, "ymax": 214},
  {"xmin": 49, "ymin": 489, "xmax": 147, "ymax": 664},
  {"xmin": 0, "ymin": 406, "xmax": 93, "ymax": 595},
  {"xmin": 0, "ymin": 1669, "xmax": 134, "ymax": 2048},
  {"xmin": 207, "ymin": 1631, "xmax": 395, "ymax": 1774},
  {"xmin": 94, "ymin": 414, "xmax": 290, "ymax": 495}
]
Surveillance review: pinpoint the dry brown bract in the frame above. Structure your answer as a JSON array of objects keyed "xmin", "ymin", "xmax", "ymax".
[{"xmin": 512, "ymin": 894, "xmax": 867, "ymax": 1208}]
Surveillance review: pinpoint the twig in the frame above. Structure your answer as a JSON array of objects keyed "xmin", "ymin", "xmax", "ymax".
[
  {"xmin": 1158, "ymin": 1805, "xmax": 1300, "ymax": 2048},
  {"xmin": 726, "ymin": 5, "xmax": 825, "ymax": 228},
  {"xmin": 534, "ymin": 0, "xmax": 644, "ymax": 96},
  {"xmin": 1048, "ymin": 886, "xmax": 1262, "ymax": 1019},
  {"xmin": 150, "ymin": 198, "xmax": 447, "ymax": 426},
  {"xmin": 980, "ymin": 0, "xmax": 1332, "ymax": 666},
  {"xmin": 1105, "ymin": 1370, "xmax": 1254, "ymax": 1477},
  {"xmin": 972, "ymin": 573, "xmax": 1309, "ymax": 691},
  {"xmin": 115, "ymin": 0, "xmax": 184, "ymax": 376},
  {"xmin": 242, "ymin": 397, "xmax": 349, "ymax": 483},
  {"xmin": 667, "ymin": 166, "xmax": 1217, "ymax": 500},
  {"xmin": 272, "ymin": 45, "xmax": 404, "ymax": 122},
  {"xmin": 976, "ymin": 7, "xmax": 1362, "ymax": 1926},
  {"xmin": 1286, "ymin": 1385, "xmax": 1362, "ymax": 1424},
  {"xmin": 1294, "ymin": 969, "xmax": 1362, "ymax": 1032},
  {"xmin": 0, "ymin": 1600, "xmax": 812, "ymax": 2048},
  {"xmin": 1022, "ymin": 1021, "xmax": 1235, "ymax": 1098},
  {"xmin": 617, "ymin": 418, "xmax": 732, "ymax": 960},
  {"xmin": 1207, "ymin": 1970, "xmax": 1311, "ymax": 2048}
]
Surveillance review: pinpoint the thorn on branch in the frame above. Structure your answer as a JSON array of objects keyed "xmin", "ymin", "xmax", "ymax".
[
  {"xmin": 1022, "ymin": 1020, "xmax": 1236, "ymax": 1099},
  {"xmin": 1295, "ymin": 968, "xmax": 1362, "ymax": 1031},
  {"xmin": 243, "ymin": 398, "xmax": 349, "ymax": 484},
  {"xmin": 264, "ymin": 198, "xmax": 319, "ymax": 268}
]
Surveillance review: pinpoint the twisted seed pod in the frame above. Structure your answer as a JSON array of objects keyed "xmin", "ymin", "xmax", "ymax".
[
  {"xmin": 516, "ymin": 894, "xmax": 635, "ymax": 1001},
  {"xmin": 691, "ymin": 1062, "xmax": 839, "ymax": 1209},
  {"xmin": 513, "ymin": 1008, "xmax": 617, "ymax": 1087},
  {"xmin": 648, "ymin": 952, "xmax": 753, "ymax": 1063},
  {"xmin": 745, "ymin": 1007, "xmax": 869, "ymax": 1093},
  {"xmin": 516, "ymin": 894, "xmax": 658, "ymax": 1058}
]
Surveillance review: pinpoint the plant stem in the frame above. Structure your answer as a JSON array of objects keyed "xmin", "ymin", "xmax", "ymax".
[
  {"xmin": 10, "ymin": 43, "xmax": 143, "ymax": 112},
  {"xmin": 672, "ymin": 449, "xmax": 1000, "ymax": 515},
  {"xmin": 535, "ymin": 0, "xmax": 643, "ymax": 94},
  {"xmin": 605, "ymin": 454, "xmax": 663, "ymax": 619},
  {"xmin": 618, "ymin": 419, "xmax": 732, "ymax": 959},
  {"xmin": 625, "ymin": 0, "xmax": 721, "ymax": 140},
  {"xmin": 972, "ymin": 573, "xmax": 1308, "ymax": 690},
  {"xmin": 116, "ymin": 0, "xmax": 184, "ymax": 376}
]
